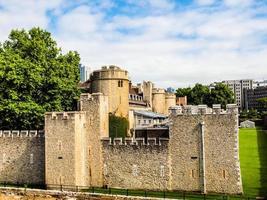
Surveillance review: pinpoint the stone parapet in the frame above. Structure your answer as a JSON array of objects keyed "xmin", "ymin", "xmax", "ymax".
[
  {"xmin": 170, "ymin": 104, "xmax": 237, "ymax": 115},
  {"xmin": 101, "ymin": 137, "xmax": 169, "ymax": 146},
  {"xmin": 0, "ymin": 130, "xmax": 44, "ymax": 137}
]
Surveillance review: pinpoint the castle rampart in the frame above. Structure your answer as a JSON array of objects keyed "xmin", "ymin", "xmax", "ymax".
[
  {"xmin": 0, "ymin": 130, "xmax": 45, "ymax": 185},
  {"xmin": 45, "ymin": 93, "xmax": 109, "ymax": 188},
  {"xmin": 101, "ymin": 137, "xmax": 170, "ymax": 190},
  {"xmin": 101, "ymin": 104, "xmax": 243, "ymax": 194}
]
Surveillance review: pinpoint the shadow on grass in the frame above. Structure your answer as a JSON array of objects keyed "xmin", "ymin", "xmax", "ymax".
[{"xmin": 257, "ymin": 127, "xmax": 267, "ymax": 197}]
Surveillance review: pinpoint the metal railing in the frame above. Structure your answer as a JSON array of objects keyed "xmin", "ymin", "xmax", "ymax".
[{"xmin": 0, "ymin": 182, "xmax": 262, "ymax": 200}]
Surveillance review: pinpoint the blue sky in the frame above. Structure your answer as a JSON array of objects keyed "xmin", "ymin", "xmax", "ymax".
[{"xmin": 0, "ymin": 0, "xmax": 267, "ymax": 88}]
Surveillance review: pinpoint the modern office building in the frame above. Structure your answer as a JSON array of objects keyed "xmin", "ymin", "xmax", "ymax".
[
  {"xmin": 222, "ymin": 79, "xmax": 253, "ymax": 109},
  {"xmin": 244, "ymin": 86, "xmax": 267, "ymax": 112},
  {"xmin": 79, "ymin": 64, "xmax": 91, "ymax": 82},
  {"xmin": 253, "ymin": 80, "xmax": 267, "ymax": 88}
]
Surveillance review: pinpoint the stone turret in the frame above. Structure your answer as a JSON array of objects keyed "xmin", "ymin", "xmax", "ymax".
[
  {"xmin": 165, "ymin": 93, "xmax": 176, "ymax": 115},
  {"xmin": 152, "ymin": 88, "xmax": 166, "ymax": 114},
  {"xmin": 89, "ymin": 65, "xmax": 129, "ymax": 118}
]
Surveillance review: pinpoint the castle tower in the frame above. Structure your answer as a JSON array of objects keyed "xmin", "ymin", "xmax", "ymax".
[
  {"xmin": 165, "ymin": 93, "xmax": 176, "ymax": 115},
  {"xmin": 90, "ymin": 65, "xmax": 129, "ymax": 118},
  {"xmin": 45, "ymin": 93, "xmax": 109, "ymax": 188},
  {"xmin": 152, "ymin": 88, "xmax": 166, "ymax": 114},
  {"xmin": 142, "ymin": 81, "xmax": 153, "ymax": 107}
]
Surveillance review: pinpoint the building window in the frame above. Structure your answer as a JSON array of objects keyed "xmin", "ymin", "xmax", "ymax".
[
  {"xmin": 30, "ymin": 153, "xmax": 34, "ymax": 164},
  {"xmin": 149, "ymin": 120, "xmax": 151, "ymax": 124},
  {"xmin": 144, "ymin": 120, "xmax": 146, "ymax": 124},
  {"xmin": 118, "ymin": 80, "xmax": 123, "ymax": 87},
  {"xmin": 138, "ymin": 120, "xmax": 141, "ymax": 125}
]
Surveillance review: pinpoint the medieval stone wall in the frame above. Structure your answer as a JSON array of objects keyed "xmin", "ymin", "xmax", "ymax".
[
  {"xmin": 45, "ymin": 112, "xmax": 89, "ymax": 187},
  {"xmin": 45, "ymin": 93, "xmax": 109, "ymax": 188},
  {"xmin": 0, "ymin": 131, "xmax": 45, "ymax": 185},
  {"xmin": 102, "ymin": 138, "xmax": 170, "ymax": 190},
  {"xmin": 80, "ymin": 93, "xmax": 109, "ymax": 187},
  {"xmin": 102, "ymin": 105, "xmax": 243, "ymax": 194}
]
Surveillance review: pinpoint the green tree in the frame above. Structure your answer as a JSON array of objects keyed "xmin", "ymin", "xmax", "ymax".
[
  {"xmin": 0, "ymin": 27, "xmax": 80, "ymax": 129},
  {"xmin": 175, "ymin": 83, "xmax": 235, "ymax": 107},
  {"xmin": 209, "ymin": 83, "xmax": 235, "ymax": 108},
  {"xmin": 190, "ymin": 83, "xmax": 210, "ymax": 105},
  {"xmin": 257, "ymin": 97, "xmax": 267, "ymax": 109},
  {"xmin": 176, "ymin": 87, "xmax": 191, "ymax": 97},
  {"xmin": 176, "ymin": 87, "xmax": 192, "ymax": 103}
]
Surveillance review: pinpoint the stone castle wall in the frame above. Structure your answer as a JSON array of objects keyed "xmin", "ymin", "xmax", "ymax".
[
  {"xmin": 45, "ymin": 93, "xmax": 109, "ymax": 188},
  {"xmin": 80, "ymin": 93, "xmax": 109, "ymax": 187},
  {"xmin": 0, "ymin": 131, "xmax": 45, "ymax": 185},
  {"xmin": 101, "ymin": 105, "xmax": 243, "ymax": 194},
  {"xmin": 102, "ymin": 138, "xmax": 170, "ymax": 190},
  {"xmin": 45, "ymin": 112, "xmax": 89, "ymax": 187}
]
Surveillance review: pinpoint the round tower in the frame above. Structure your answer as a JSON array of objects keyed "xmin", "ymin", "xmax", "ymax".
[
  {"xmin": 165, "ymin": 93, "xmax": 176, "ymax": 115},
  {"xmin": 152, "ymin": 88, "xmax": 166, "ymax": 114},
  {"xmin": 90, "ymin": 65, "xmax": 129, "ymax": 118}
]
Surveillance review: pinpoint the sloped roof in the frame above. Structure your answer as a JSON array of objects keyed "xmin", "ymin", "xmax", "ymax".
[{"xmin": 134, "ymin": 110, "xmax": 167, "ymax": 119}]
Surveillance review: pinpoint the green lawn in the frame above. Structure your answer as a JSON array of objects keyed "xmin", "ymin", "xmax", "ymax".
[{"xmin": 239, "ymin": 127, "xmax": 267, "ymax": 197}]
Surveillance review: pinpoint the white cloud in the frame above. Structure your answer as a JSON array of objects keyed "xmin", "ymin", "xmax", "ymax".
[
  {"xmin": 223, "ymin": 0, "xmax": 253, "ymax": 7},
  {"xmin": 0, "ymin": 0, "xmax": 267, "ymax": 88},
  {"xmin": 0, "ymin": 0, "xmax": 62, "ymax": 41},
  {"xmin": 195, "ymin": 0, "xmax": 215, "ymax": 6}
]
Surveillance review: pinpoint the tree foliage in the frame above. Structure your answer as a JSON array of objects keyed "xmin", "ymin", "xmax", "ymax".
[
  {"xmin": 257, "ymin": 97, "xmax": 267, "ymax": 109},
  {"xmin": 176, "ymin": 83, "xmax": 235, "ymax": 108},
  {"xmin": 109, "ymin": 114, "xmax": 128, "ymax": 138},
  {"xmin": 0, "ymin": 27, "xmax": 80, "ymax": 129},
  {"xmin": 209, "ymin": 83, "xmax": 235, "ymax": 108}
]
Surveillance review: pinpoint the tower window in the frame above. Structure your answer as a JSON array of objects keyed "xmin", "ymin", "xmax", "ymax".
[{"xmin": 118, "ymin": 80, "xmax": 123, "ymax": 87}]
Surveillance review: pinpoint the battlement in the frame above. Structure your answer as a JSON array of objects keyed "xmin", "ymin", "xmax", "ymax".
[
  {"xmin": 101, "ymin": 137, "xmax": 169, "ymax": 146},
  {"xmin": 0, "ymin": 130, "xmax": 44, "ymax": 137},
  {"xmin": 91, "ymin": 65, "xmax": 129, "ymax": 80},
  {"xmin": 80, "ymin": 93, "xmax": 106, "ymax": 101},
  {"xmin": 165, "ymin": 93, "xmax": 176, "ymax": 99},
  {"xmin": 152, "ymin": 88, "xmax": 165, "ymax": 94},
  {"xmin": 169, "ymin": 104, "xmax": 238, "ymax": 115},
  {"xmin": 101, "ymin": 65, "xmax": 122, "ymax": 70},
  {"xmin": 45, "ymin": 111, "xmax": 85, "ymax": 120}
]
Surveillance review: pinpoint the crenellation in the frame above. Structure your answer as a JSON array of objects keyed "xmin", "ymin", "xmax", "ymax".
[
  {"xmin": 124, "ymin": 137, "xmax": 133, "ymax": 145},
  {"xmin": 212, "ymin": 104, "xmax": 221, "ymax": 114},
  {"xmin": 113, "ymin": 137, "xmax": 123, "ymax": 145},
  {"xmin": 135, "ymin": 137, "xmax": 145, "ymax": 145},
  {"xmin": 198, "ymin": 105, "xmax": 208, "ymax": 114},
  {"xmin": 0, "ymin": 130, "xmax": 44, "ymax": 137},
  {"xmin": 101, "ymin": 137, "xmax": 169, "ymax": 146},
  {"xmin": 158, "ymin": 137, "xmax": 169, "ymax": 146},
  {"xmin": 147, "ymin": 137, "xmax": 157, "ymax": 145}
]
